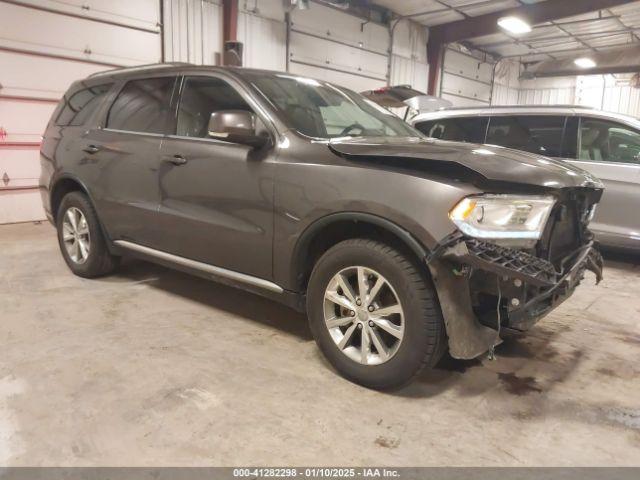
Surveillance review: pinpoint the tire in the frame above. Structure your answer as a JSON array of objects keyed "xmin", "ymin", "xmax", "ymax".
[
  {"xmin": 56, "ymin": 191, "xmax": 119, "ymax": 278},
  {"xmin": 307, "ymin": 238, "xmax": 446, "ymax": 390}
]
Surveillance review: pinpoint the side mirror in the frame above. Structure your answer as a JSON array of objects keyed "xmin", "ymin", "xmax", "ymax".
[{"xmin": 208, "ymin": 110, "xmax": 269, "ymax": 148}]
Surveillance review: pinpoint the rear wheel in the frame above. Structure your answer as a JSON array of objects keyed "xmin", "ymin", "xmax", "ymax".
[
  {"xmin": 307, "ymin": 239, "xmax": 446, "ymax": 389},
  {"xmin": 56, "ymin": 191, "xmax": 119, "ymax": 278}
]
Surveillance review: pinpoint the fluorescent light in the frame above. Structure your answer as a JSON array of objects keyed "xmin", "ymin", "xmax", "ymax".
[
  {"xmin": 574, "ymin": 57, "xmax": 597, "ymax": 69},
  {"xmin": 497, "ymin": 16, "xmax": 532, "ymax": 34}
]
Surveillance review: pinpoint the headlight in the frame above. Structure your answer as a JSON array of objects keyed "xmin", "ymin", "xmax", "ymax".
[{"xmin": 449, "ymin": 194, "xmax": 555, "ymax": 241}]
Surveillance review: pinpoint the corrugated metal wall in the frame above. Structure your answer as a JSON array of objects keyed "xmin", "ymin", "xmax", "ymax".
[
  {"xmin": 490, "ymin": 61, "xmax": 640, "ymax": 118},
  {"xmin": 575, "ymin": 75, "xmax": 640, "ymax": 117},
  {"xmin": 490, "ymin": 59, "xmax": 520, "ymax": 105},
  {"xmin": 0, "ymin": 0, "xmax": 162, "ymax": 224},
  {"xmin": 600, "ymin": 82, "xmax": 640, "ymax": 117},
  {"xmin": 390, "ymin": 20, "xmax": 429, "ymax": 93},
  {"xmin": 163, "ymin": 0, "xmax": 222, "ymax": 64},
  {"xmin": 511, "ymin": 76, "xmax": 577, "ymax": 106}
]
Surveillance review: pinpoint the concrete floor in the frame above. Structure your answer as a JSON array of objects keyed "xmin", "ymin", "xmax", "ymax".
[{"xmin": 1, "ymin": 222, "xmax": 639, "ymax": 466}]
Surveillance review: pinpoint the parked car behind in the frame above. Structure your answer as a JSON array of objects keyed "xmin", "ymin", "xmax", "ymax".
[
  {"xmin": 410, "ymin": 106, "xmax": 640, "ymax": 251},
  {"xmin": 40, "ymin": 65, "xmax": 603, "ymax": 389}
]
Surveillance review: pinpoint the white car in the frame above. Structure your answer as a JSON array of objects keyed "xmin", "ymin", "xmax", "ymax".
[{"xmin": 410, "ymin": 105, "xmax": 640, "ymax": 251}]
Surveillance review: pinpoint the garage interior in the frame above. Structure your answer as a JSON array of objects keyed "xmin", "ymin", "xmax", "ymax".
[{"xmin": 1, "ymin": 0, "xmax": 640, "ymax": 468}]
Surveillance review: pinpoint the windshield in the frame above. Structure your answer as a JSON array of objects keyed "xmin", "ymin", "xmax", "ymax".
[{"xmin": 244, "ymin": 73, "xmax": 421, "ymax": 139}]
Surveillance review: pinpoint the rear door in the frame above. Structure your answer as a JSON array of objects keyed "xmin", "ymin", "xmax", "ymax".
[
  {"xmin": 88, "ymin": 75, "xmax": 177, "ymax": 247},
  {"xmin": 41, "ymin": 81, "xmax": 114, "ymax": 217},
  {"xmin": 565, "ymin": 116, "xmax": 640, "ymax": 249}
]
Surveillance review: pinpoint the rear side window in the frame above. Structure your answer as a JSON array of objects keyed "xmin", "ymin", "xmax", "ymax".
[
  {"xmin": 106, "ymin": 77, "xmax": 175, "ymax": 134},
  {"xmin": 486, "ymin": 115, "xmax": 566, "ymax": 157},
  {"xmin": 414, "ymin": 117, "xmax": 488, "ymax": 143},
  {"xmin": 56, "ymin": 83, "xmax": 112, "ymax": 126}
]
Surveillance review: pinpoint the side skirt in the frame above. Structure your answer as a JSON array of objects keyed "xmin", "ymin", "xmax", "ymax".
[{"xmin": 113, "ymin": 240, "xmax": 306, "ymax": 312}]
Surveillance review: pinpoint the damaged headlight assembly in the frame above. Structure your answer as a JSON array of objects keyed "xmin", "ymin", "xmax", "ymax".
[
  {"xmin": 449, "ymin": 194, "xmax": 555, "ymax": 247},
  {"xmin": 437, "ymin": 192, "xmax": 603, "ymax": 358}
]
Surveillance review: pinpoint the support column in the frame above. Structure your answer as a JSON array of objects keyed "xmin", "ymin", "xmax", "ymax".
[
  {"xmin": 222, "ymin": 0, "xmax": 240, "ymax": 66},
  {"xmin": 427, "ymin": 37, "xmax": 445, "ymax": 96},
  {"xmin": 222, "ymin": 0, "xmax": 238, "ymax": 43}
]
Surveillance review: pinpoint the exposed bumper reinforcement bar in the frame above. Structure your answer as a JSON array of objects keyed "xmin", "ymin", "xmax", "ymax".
[
  {"xmin": 507, "ymin": 242, "xmax": 603, "ymax": 330},
  {"xmin": 441, "ymin": 238, "xmax": 559, "ymax": 288},
  {"xmin": 426, "ymin": 234, "xmax": 603, "ymax": 359}
]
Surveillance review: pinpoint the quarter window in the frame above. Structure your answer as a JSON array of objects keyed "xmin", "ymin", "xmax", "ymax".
[
  {"xmin": 106, "ymin": 77, "xmax": 175, "ymax": 134},
  {"xmin": 486, "ymin": 115, "xmax": 566, "ymax": 157},
  {"xmin": 579, "ymin": 118, "xmax": 640, "ymax": 164},
  {"xmin": 414, "ymin": 117, "xmax": 488, "ymax": 143},
  {"xmin": 56, "ymin": 83, "xmax": 112, "ymax": 126},
  {"xmin": 176, "ymin": 76, "xmax": 253, "ymax": 138}
]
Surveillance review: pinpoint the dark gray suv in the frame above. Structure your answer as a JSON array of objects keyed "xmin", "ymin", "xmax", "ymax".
[{"xmin": 40, "ymin": 64, "xmax": 604, "ymax": 389}]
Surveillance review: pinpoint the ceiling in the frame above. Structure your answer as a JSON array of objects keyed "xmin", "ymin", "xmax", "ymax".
[{"xmin": 372, "ymin": 0, "xmax": 640, "ymax": 63}]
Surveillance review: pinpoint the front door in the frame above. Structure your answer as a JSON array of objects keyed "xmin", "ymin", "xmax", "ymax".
[
  {"xmin": 154, "ymin": 75, "xmax": 275, "ymax": 280},
  {"xmin": 566, "ymin": 116, "xmax": 640, "ymax": 249}
]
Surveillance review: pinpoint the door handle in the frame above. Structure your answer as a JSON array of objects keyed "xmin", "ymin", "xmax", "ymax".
[
  {"xmin": 162, "ymin": 154, "xmax": 188, "ymax": 166},
  {"xmin": 83, "ymin": 144, "xmax": 101, "ymax": 154}
]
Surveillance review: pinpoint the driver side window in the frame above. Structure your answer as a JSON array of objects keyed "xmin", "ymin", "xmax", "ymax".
[
  {"xmin": 579, "ymin": 118, "xmax": 640, "ymax": 164},
  {"xmin": 176, "ymin": 76, "xmax": 253, "ymax": 138}
]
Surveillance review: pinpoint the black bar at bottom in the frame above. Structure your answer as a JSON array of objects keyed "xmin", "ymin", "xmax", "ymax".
[{"xmin": 0, "ymin": 468, "xmax": 637, "ymax": 480}]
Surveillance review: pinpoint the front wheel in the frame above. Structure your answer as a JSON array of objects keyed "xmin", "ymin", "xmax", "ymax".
[
  {"xmin": 307, "ymin": 239, "xmax": 446, "ymax": 389},
  {"xmin": 56, "ymin": 191, "xmax": 119, "ymax": 278}
]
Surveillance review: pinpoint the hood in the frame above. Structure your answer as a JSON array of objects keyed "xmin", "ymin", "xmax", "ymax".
[{"xmin": 328, "ymin": 136, "xmax": 604, "ymax": 191}]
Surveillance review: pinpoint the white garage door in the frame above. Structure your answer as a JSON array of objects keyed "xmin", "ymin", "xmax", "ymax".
[
  {"xmin": 0, "ymin": 0, "xmax": 161, "ymax": 224},
  {"xmin": 440, "ymin": 48, "xmax": 493, "ymax": 107},
  {"xmin": 289, "ymin": 3, "xmax": 388, "ymax": 93}
]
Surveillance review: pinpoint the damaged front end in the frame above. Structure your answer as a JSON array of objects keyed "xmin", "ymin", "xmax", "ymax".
[{"xmin": 427, "ymin": 189, "xmax": 604, "ymax": 360}]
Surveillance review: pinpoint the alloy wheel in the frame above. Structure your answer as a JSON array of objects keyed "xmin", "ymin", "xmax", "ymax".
[
  {"xmin": 323, "ymin": 266, "xmax": 404, "ymax": 365},
  {"xmin": 62, "ymin": 207, "xmax": 91, "ymax": 264}
]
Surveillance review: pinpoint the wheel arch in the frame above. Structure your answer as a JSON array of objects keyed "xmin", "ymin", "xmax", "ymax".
[
  {"xmin": 50, "ymin": 175, "xmax": 93, "ymax": 222},
  {"xmin": 50, "ymin": 175, "xmax": 116, "ymax": 253},
  {"xmin": 290, "ymin": 212, "xmax": 431, "ymax": 293}
]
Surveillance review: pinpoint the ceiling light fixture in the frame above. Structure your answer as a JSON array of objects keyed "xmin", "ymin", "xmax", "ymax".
[
  {"xmin": 574, "ymin": 57, "xmax": 597, "ymax": 69},
  {"xmin": 497, "ymin": 16, "xmax": 532, "ymax": 34}
]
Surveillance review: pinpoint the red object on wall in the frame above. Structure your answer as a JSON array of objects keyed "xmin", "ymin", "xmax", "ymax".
[{"xmin": 0, "ymin": 127, "xmax": 7, "ymax": 141}]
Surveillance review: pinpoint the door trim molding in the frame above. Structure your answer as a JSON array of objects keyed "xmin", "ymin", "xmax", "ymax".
[{"xmin": 114, "ymin": 240, "xmax": 283, "ymax": 293}]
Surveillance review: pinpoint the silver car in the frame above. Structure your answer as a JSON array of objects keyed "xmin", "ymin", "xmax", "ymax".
[{"xmin": 410, "ymin": 105, "xmax": 640, "ymax": 251}]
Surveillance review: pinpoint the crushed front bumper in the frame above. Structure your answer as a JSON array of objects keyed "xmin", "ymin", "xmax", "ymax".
[{"xmin": 427, "ymin": 234, "xmax": 603, "ymax": 359}]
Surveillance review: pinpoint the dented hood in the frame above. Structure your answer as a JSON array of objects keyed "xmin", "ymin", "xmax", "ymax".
[{"xmin": 328, "ymin": 136, "xmax": 603, "ymax": 190}]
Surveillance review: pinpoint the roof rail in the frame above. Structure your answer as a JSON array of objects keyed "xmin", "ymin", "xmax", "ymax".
[
  {"xmin": 493, "ymin": 104, "xmax": 596, "ymax": 110},
  {"xmin": 88, "ymin": 62, "xmax": 193, "ymax": 78},
  {"xmin": 439, "ymin": 104, "xmax": 596, "ymax": 112}
]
